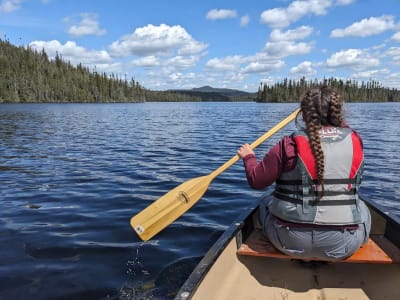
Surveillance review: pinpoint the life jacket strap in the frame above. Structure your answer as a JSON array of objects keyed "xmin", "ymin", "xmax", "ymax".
[
  {"xmin": 276, "ymin": 178, "xmax": 358, "ymax": 185},
  {"xmin": 272, "ymin": 191, "xmax": 357, "ymax": 206},
  {"xmin": 275, "ymin": 187, "xmax": 357, "ymax": 196}
]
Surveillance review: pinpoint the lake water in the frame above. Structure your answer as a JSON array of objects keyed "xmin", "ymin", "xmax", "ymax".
[{"xmin": 1, "ymin": 102, "xmax": 399, "ymax": 299}]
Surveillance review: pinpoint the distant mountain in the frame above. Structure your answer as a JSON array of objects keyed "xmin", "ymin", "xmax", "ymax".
[
  {"xmin": 191, "ymin": 86, "xmax": 249, "ymax": 95},
  {"xmin": 167, "ymin": 86, "xmax": 257, "ymax": 102}
]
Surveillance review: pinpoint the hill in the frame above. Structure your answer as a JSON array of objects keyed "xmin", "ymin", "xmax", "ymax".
[
  {"xmin": 167, "ymin": 86, "xmax": 256, "ymax": 102},
  {"xmin": 0, "ymin": 39, "xmax": 199, "ymax": 103},
  {"xmin": 0, "ymin": 39, "xmax": 149, "ymax": 103}
]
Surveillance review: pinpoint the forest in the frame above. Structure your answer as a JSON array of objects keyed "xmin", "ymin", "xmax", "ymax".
[
  {"xmin": 1, "ymin": 38, "xmax": 399, "ymax": 103},
  {"xmin": 0, "ymin": 39, "xmax": 200, "ymax": 103},
  {"xmin": 257, "ymin": 77, "xmax": 400, "ymax": 102}
]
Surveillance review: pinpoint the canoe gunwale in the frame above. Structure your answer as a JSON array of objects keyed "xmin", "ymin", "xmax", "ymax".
[
  {"xmin": 361, "ymin": 195, "xmax": 400, "ymax": 249},
  {"xmin": 174, "ymin": 200, "xmax": 259, "ymax": 300},
  {"xmin": 361, "ymin": 195, "xmax": 400, "ymax": 225}
]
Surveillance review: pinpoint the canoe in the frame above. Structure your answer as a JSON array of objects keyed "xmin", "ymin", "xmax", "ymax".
[{"xmin": 175, "ymin": 195, "xmax": 400, "ymax": 300}]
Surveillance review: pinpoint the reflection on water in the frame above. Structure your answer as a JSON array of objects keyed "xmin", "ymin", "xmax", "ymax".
[{"xmin": 0, "ymin": 102, "xmax": 399, "ymax": 299}]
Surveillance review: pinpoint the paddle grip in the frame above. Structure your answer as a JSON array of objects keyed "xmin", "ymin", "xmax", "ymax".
[{"xmin": 211, "ymin": 108, "xmax": 300, "ymax": 178}]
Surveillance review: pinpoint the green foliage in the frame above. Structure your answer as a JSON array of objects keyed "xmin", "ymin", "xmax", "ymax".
[
  {"xmin": 257, "ymin": 77, "xmax": 400, "ymax": 103},
  {"xmin": 0, "ymin": 39, "xmax": 201, "ymax": 103},
  {"xmin": 0, "ymin": 39, "xmax": 146, "ymax": 102},
  {"xmin": 143, "ymin": 90, "xmax": 202, "ymax": 102}
]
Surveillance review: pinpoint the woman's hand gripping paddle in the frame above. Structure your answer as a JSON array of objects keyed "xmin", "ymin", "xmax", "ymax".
[{"xmin": 130, "ymin": 108, "xmax": 300, "ymax": 241}]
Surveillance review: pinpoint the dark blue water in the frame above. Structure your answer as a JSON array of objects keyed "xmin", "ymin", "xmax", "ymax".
[{"xmin": 1, "ymin": 102, "xmax": 399, "ymax": 299}]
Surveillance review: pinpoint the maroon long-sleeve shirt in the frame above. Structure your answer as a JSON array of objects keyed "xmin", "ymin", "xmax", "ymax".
[{"xmin": 242, "ymin": 136, "xmax": 298, "ymax": 189}]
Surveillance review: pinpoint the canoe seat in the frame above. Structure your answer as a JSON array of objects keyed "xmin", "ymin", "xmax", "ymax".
[{"xmin": 237, "ymin": 229, "xmax": 400, "ymax": 264}]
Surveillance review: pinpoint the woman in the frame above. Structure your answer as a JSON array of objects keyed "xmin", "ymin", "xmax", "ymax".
[{"xmin": 237, "ymin": 85, "xmax": 371, "ymax": 261}]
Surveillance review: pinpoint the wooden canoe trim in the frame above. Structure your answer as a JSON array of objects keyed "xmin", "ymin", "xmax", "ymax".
[{"xmin": 237, "ymin": 229, "xmax": 400, "ymax": 264}]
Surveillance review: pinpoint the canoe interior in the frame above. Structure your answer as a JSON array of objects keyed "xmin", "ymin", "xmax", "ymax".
[{"xmin": 175, "ymin": 196, "xmax": 400, "ymax": 300}]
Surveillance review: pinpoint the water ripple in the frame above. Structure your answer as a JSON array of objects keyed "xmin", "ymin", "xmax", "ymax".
[{"xmin": 0, "ymin": 102, "xmax": 399, "ymax": 299}]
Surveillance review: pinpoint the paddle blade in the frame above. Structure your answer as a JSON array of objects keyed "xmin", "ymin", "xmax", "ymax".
[{"xmin": 130, "ymin": 175, "xmax": 213, "ymax": 241}]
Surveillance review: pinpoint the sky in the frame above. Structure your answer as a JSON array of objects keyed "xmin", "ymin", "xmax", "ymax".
[{"xmin": 1, "ymin": 0, "xmax": 400, "ymax": 92}]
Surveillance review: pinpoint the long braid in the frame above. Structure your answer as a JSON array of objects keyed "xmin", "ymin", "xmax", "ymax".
[
  {"xmin": 327, "ymin": 90, "xmax": 345, "ymax": 127},
  {"xmin": 300, "ymin": 86, "xmax": 345, "ymax": 201},
  {"xmin": 301, "ymin": 89, "xmax": 325, "ymax": 201}
]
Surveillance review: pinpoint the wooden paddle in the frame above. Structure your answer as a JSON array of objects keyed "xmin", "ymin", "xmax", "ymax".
[{"xmin": 130, "ymin": 108, "xmax": 300, "ymax": 241}]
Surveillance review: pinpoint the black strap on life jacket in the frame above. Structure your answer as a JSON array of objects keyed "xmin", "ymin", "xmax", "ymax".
[{"xmin": 272, "ymin": 191, "xmax": 357, "ymax": 206}]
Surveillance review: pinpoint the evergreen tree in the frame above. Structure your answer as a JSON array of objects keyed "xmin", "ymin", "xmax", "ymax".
[
  {"xmin": 257, "ymin": 77, "xmax": 400, "ymax": 103},
  {"xmin": 0, "ymin": 38, "xmax": 200, "ymax": 103}
]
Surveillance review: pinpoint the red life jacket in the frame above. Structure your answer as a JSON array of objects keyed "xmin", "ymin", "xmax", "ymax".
[{"xmin": 269, "ymin": 127, "xmax": 364, "ymax": 225}]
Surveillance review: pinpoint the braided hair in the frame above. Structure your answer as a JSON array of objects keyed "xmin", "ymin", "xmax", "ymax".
[{"xmin": 296, "ymin": 85, "xmax": 345, "ymax": 201}]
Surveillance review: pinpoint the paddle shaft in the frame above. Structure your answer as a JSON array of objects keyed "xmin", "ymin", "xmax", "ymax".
[
  {"xmin": 210, "ymin": 108, "xmax": 300, "ymax": 179},
  {"xmin": 130, "ymin": 108, "xmax": 300, "ymax": 240}
]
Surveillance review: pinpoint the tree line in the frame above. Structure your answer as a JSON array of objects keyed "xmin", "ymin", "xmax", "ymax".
[
  {"xmin": 0, "ymin": 38, "xmax": 199, "ymax": 103},
  {"xmin": 1, "ymin": 38, "xmax": 399, "ymax": 103},
  {"xmin": 257, "ymin": 77, "xmax": 400, "ymax": 103}
]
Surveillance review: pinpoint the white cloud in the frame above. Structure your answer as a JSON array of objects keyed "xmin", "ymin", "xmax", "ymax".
[
  {"xmin": 260, "ymin": 0, "xmax": 334, "ymax": 28},
  {"xmin": 132, "ymin": 52, "xmax": 205, "ymax": 74},
  {"xmin": 205, "ymin": 55, "xmax": 247, "ymax": 71},
  {"xmin": 386, "ymin": 47, "xmax": 400, "ymax": 64},
  {"xmin": 29, "ymin": 40, "xmax": 112, "ymax": 65},
  {"xmin": 108, "ymin": 24, "xmax": 207, "ymax": 58},
  {"xmin": 168, "ymin": 72, "xmax": 183, "ymax": 81},
  {"xmin": 264, "ymin": 40, "xmax": 313, "ymax": 57},
  {"xmin": 206, "ymin": 9, "xmax": 237, "ymax": 20},
  {"xmin": 260, "ymin": 7, "xmax": 291, "ymax": 28},
  {"xmin": 384, "ymin": 73, "xmax": 400, "ymax": 88},
  {"xmin": 241, "ymin": 59, "xmax": 285, "ymax": 74},
  {"xmin": 205, "ymin": 51, "xmax": 285, "ymax": 78},
  {"xmin": 335, "ymin": 0, "xmax": 355, "ymax": 5},
  {"xmin": 0, "ymin": 0, "xmax": 23, "ymax": 13},
  {"xmin": 259, "ymin": 76, "xmax": 276, "ymax": 86},
  {"xmin": 352, "ymin": 68, "xmax": 390, "ymax": 79},
  {"xmin": 165, "ymin": 72, "xmax": 199, "ymax": 87},
  {"xmin": 290, "ymin": 61, "xmax": 316, "ymax": 76},
  {"xmin": 142, "ymin": 70, "xmax": 202, "ymax": 90},
  {"xmin": 166, "ymin": 55, "xmax": 199, "ymax": 70},
  {"xmin": 240, "ymin": 15, "xmax": 250, "ymax": 27},
  {"xmin": 65, "ymin": 13, "xmax": 106, "ymax": 38},
  {"xmin": 91, "ymin": 62, "xmax": 123, "ymax": 74},
  {"xmin": 132, "ymin": 56, "xmax": 161, "ymax": 67},
  {"xmin": 263, "ymin": 26, "xmax": 314, "ymax": 59},
  {"xmin": 325, "ymin": 49, "xmax": 380, "ymax": 69},
  {"xmin": 178, "ymin": 40, "xmax": 208, "ymax": 55},
  {"xmin": 392, "ymin": 32, "xmax": 400, "ymax": 42},
  {"xmin": 269, "ymin": 26, "xmax": 313, "ymax": 42},
  {"xmin": 201, "ymin": 25, "xmax": 313, "ymax": 80},
  {"xmin": 331, "ymin": 15, "xmax": 396, "ymax": 38}
]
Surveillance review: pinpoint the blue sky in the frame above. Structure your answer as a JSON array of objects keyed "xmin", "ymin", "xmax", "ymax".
[{"xmin": 1, "ymin": 0, "xmax": 400, "ymax": 91}]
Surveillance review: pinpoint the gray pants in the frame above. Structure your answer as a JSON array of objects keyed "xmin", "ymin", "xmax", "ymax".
[{"xmin": 259, "ymin": 196, "xmax": 371, "ymax": 261}]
